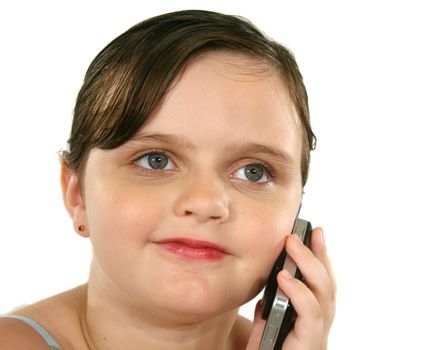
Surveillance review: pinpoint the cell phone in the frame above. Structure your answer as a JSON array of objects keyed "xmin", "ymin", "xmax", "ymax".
[{"xmin": 258, "ymin": 218, "xmax": 312, "ymax": 350}]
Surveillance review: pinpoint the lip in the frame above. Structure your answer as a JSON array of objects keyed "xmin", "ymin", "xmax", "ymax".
[{"xmin": 154, "ymin": 237, "xmax": 230, "ymax": 261}]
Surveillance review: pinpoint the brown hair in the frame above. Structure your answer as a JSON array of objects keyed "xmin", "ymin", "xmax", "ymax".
[{"xmin": 62, "ymin": 9, "xmax": 316, "ymax": 186}]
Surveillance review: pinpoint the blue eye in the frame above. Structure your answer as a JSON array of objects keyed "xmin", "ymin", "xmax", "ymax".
[
  {"xmin": 233, "ymin": 163, "xmax": 273, "ymax": 183},
  {"xmin": 134, "ymin": 152, "xmax": 274, "ymax": 184},
  {"xmin": 135, "ymin": 152, "xmax": 176, "ymax": 170}
]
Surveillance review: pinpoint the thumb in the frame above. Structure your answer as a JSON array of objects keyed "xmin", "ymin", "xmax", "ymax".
[{"xmin": 246, "ymin": 300, "xmax": 266, "ymax": 350}]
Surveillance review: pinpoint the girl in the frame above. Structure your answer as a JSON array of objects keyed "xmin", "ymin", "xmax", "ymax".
[{"xmin": 0, "ymin": 10, "xmax": 336, "ymax": 350}]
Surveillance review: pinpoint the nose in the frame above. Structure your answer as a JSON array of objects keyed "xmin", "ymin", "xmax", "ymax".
[{"xmin": 173, "ymin": 173, "xmax": 230, "ymax": 224}]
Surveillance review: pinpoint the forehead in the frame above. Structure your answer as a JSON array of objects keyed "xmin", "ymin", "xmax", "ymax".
[{"xmin": 139, "ymin": 51, "xmax": 302, "ymax": 161}]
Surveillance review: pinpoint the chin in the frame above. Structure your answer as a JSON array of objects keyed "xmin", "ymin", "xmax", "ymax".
[
  {"xmin": 167, "ymin": 284, "xmax": 223, "ymax": 313},
  {"xmin": 153, "ymin": 278, "xmax": 241, "ymax": 320}
]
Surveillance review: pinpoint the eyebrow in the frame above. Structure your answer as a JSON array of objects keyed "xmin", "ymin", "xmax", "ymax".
[{"xmin": 130, "ymin": 132, "xmax": 296, "ymax": 166}]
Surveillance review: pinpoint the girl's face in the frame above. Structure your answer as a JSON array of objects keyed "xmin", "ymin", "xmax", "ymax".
[{"xmin": 70, "ymin": 52, "xmax": 303, "ymax": 321}]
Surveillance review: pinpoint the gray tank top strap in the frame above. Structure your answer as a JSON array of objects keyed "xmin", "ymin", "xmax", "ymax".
[{"xmin": 1, "ymin": 314, "xmax": 62, "ymax": 349}]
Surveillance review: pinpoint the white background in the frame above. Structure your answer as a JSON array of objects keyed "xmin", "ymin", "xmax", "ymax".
[{"xmin": 1, "ymin": 1, "xmax": 440, "ymax": 349}]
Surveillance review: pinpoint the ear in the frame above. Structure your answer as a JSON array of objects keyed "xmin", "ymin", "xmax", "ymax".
[{"xmin": 60, "ymin": 162, "xmax": 89, "ymax": 238}]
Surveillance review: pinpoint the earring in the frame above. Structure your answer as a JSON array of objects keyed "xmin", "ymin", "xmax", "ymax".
[{"xmin": 78, "ymin": 225, "xmax": 86, "ymax": 232}]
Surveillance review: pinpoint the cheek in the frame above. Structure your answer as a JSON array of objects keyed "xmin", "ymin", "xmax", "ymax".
[
  {"xmin": 97, "ymin": 177, "xmax": 165, "ymax": 218},
  {"xmin": 233, "ymin": 195, "xmax": 300, "ymax": 296},
  {"xmin": 85, "ymin": 183, "xmax": 168, "ymax": 259},
  {"xmin": 241, "ymin": 188, "xmax": 301, "ymax": 247},
  {"xmin": 245, "ymin": 210, "xmax": 288, "ymax": 248},
  {"xmin": 84, "ymin": 181, "xmax": 175, "ymax": 297}
]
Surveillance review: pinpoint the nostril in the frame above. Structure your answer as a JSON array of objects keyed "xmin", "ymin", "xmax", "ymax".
[
  {"xmin": 173, "ymin": 185, "xmax": 230, "ymax": 223},
  {"xmin": 184, "ymin": 210, "xmax": 223, "ymax": 220}
]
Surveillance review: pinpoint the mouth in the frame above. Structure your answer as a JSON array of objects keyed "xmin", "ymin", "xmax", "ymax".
[{"xmin": 153, "ymin": 238, "xmax": 230, "ymax": 261}]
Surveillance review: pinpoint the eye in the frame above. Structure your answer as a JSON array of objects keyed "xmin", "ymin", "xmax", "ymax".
[
  {"xmin": 232, "ymin": 163, "xmax": 274, "ymax": 183},
  {"xmin": 135, "ymin": 151, "xmax": 176, "ymax": 171}
]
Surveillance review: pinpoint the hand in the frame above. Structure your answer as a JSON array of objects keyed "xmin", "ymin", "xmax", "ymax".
[{"xmin": 246, "ymin": 227, "xmax": 337, "ymax": 350}]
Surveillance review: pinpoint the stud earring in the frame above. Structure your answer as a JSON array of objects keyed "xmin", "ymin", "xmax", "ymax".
[{"xmin": 78, "ymin": 225, "xmax": 86, "ymax": 232}]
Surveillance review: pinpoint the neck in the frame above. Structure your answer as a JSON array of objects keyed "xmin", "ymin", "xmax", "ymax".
[{"xmin": 78, "ymin": 282, "xmax": 241, "ymax": 350}]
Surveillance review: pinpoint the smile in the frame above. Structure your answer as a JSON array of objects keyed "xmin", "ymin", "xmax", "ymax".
[{"xmin": 154, "ymin": 238, "xmax": 230, "ymax": 261}]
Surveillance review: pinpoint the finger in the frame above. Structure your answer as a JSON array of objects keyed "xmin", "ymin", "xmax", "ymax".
[
  {"xmin": 276, "ymin": 270, "xmax": 324, "ymax": 347},
  {"xmin": 286, "ymin": 233, "xmax": 332, "ymax": 300},
  {"xmin": 285, "ymin": 232, "xmax": 336, "ymax": 328},
  {"xmin": 310, "ymin": 227, "xmax": 337, "ymax": 296}
]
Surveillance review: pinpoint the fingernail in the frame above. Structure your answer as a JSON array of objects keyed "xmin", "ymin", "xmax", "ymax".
[{"xmin": 280, "ymin": 269, "xmax": 293, "ymax": 280}]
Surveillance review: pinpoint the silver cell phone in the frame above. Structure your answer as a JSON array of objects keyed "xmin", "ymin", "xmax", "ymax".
[{"xmin": 258, "ymin": 218, "xmax": 312, "ymax": 350}]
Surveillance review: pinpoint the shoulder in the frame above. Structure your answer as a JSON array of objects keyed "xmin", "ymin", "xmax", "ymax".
[
  {"xmin": 1, "ymin": 284, "xmax": 88, "ymax": 350},
  {"xmin": 0, "ymin": 316, "xmax": 50, "ymax": 349}
]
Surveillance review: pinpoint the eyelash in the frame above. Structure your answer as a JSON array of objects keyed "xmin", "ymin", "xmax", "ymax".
[{"xmin": 133, "ymin": 150, "xmax": 277, "ymax": 184}]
